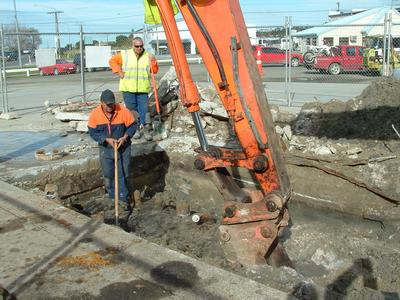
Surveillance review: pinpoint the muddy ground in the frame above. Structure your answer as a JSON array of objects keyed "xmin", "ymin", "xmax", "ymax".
[
  {"xmin": 2, "ymin": 77, "xmax": 400, "ymax": 299},
  {"xmin": 49, "ymin": 143, "xmax": 399, "ymax": 300}
]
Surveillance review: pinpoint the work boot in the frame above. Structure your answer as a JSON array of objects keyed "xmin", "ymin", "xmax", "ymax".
[
  {"xmin": 118, "ymin": 201, "xmax": 131, "ymax": 212},
  {"xmin": 103, "ymin": 200, "xmax": 130, "ymax": 224},
  {"xmin": 82, "ymin": 196, "xmax": 113, "ymax": 215},
  {"xmin": 143, "ymin": 124, "xmax": 153, "ymax": 141},
  {"xmin": 133, "ymin": 124, "xmax": 143, "ymax": 139}
]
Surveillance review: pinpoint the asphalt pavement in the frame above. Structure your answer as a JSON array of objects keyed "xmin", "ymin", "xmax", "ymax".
[{"xmin": 2, "ymin": 63, "xmax": 374, "ymax": 113}]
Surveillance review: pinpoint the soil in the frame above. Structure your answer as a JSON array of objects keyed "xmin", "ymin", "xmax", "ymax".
[
  {"xmin": 293, "ymin": 77, "xmax": 400, "ymax": 140},
  {"xmin": 60, "ymin": 184, "xmax": 399, "ymax": 300},
  {"xmin": 3, "ymin": 76, "xmax": 400, "ymax": 299}
]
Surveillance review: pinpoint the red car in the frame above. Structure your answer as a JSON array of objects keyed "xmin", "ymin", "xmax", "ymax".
[
  {"xmin": 313, "ymin": 45, "xmax": 365, "ymax": 75},
  {"xmin": 252, "ymin": 45, "xmax": 304, "ymax": 67},
  {"xmin": 39, "ymin": 59, "xmax": 77, "ymax": 76}
]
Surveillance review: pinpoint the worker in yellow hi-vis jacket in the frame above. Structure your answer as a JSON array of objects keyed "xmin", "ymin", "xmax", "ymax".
[{"xmin": 109, "ymin": 37, "xmax": 158, "ymax": 140}]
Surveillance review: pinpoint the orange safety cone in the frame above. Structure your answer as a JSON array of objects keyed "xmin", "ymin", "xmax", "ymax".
[{"xmin": 256, "ymin": 49, "xmax": 263, "ymax": 76}]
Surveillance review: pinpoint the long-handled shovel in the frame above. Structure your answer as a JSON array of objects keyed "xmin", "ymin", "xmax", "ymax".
[
  {"xmin": 113, "ymin": 142, "xmax": 119, "ymax": 226},
  {"xmin": 150, "ymin": 63, "xmax": 163, "ymax": 135}
]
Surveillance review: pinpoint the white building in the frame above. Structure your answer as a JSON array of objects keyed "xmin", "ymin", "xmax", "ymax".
[
  {"xmin": 328, "ymin": 9, "xmax": 367, "ymax": 21},
  {"xmin": 293, "ymin": 7, "xmax": 400, "ymax": 51},
  {"xmin": 247, "ymin": 26, "xmax": 258, "ymax": 45}
]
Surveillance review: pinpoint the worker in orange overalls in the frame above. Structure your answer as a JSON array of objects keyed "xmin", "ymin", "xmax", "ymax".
[
  {"xmin": 88, "ymin": 89, "xmax": 137, "ymax": 210},
  {"xmin": 109, "ymin": 37, "xmax": 158, "ymax": 140}
]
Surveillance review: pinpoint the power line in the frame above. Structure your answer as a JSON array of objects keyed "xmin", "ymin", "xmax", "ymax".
[{"xmin": 243, "ymin": 9, "xmax": 330, "ymax": 14}]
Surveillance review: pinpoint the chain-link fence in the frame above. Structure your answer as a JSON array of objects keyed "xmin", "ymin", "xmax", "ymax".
[
  {"xmin": 252, "ymin": 12, "xmax": 400, "ymax": 106},
  {"xmin": 0, "ymin": 25, "xmax": 203, "ymax": 114},
  {"xmin": 1, "ymin": 8, "xmax": 400, "ymax": 114}
]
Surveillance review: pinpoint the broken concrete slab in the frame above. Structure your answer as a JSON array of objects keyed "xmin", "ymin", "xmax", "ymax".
[
  {"xmin": 0, "ymin": 112, "xmax": 20, "ymax": 120},
  {"xmin": 76, "ymin": 121, "xmax": 88, "ymax": 132},
  {"xmin": 346, "ymin": 147, "xmax": 363, "ymax": 155},
  {"xmin": 275, "ymin": 125, "xmax": 284, "ymax": 136},
  {"xmin": 283, "ymin": 125, "xmax": 293, "ymax": 141},
  {"xmin": 68, "ymin": 121, "xmax": 78, "ymax": 129},
  {"xmin": 313, "ymin": 146, "xmax": 333, "ymax": 156},
  {"xmin": 55, "ymin": 112, "xmax": 89, "ymax": 122}
]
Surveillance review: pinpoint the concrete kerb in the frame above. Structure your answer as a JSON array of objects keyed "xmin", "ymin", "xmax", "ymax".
[{"xmin": 0, "ymin": 180, "xmax": 293, "ymax": 299}]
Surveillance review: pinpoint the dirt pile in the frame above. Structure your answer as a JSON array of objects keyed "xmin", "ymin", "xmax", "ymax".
[
  {"xmin": 356, "ymin": 77, "xmax": 400, "ymax": 109},
  {"xmin": 294, "ymin": 77, "xmax": 400, "ymax": 140}
]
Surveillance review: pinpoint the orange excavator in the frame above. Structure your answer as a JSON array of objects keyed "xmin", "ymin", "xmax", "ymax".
[{"xmin": 153, "ymin": 0, "xmax": 291, "ymax": 266}]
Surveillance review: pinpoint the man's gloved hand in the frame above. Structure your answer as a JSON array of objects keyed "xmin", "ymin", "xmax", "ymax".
[
  {"xmin": 105, "ymin": 138, "xmax": 118, "ymax": 146},
  {"xmin": 117, "ymin": 134, "xmax": 129, "ymax": 148}
]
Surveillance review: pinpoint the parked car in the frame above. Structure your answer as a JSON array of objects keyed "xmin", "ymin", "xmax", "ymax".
[
  {"xmin": 73, "ymin": 54, "xmax": 85, "ymax": 72},
  {"xmin": 252, "ymin": 45, "xmax": 304, "ymax": 67},
  {"xmin": 313, "ymin": 45, "xmax": 366, "ymax": 75},
  {"xmin": 4, "ymin": 51, "xmax": 18, "ymax": 61},
  {"xmin": 22, "ymin": 49, "xmax": 35, "ymax": 57},
  {"xmin": 39, "ymin": 59, "xmax": 77, "ymax": 76}
]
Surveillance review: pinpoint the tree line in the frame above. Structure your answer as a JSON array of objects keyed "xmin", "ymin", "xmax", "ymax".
[
  {"xmin": 2, "ymin": 25, "xmax": 133, "ymax": 53},
  {"xmin": 2, "ymin": 25, "xmax": 42, "ymax": 52}
]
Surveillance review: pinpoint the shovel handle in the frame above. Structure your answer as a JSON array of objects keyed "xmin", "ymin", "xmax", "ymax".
[
  {"xmin": 151, "ymin": 70, "xmax": 161, "ymax": 114},
  {"xmin": 113, "ymin": 142, "xmax": 119, "ymax": 224}
]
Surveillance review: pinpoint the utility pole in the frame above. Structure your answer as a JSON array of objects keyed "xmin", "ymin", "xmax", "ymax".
[
  {"xmin": 47, "ymin": 10, "xmax": 63, "ymax": 58},
  {"xmin": 12, "ymin": 0, "xmax": 22, "ymax": 68}
]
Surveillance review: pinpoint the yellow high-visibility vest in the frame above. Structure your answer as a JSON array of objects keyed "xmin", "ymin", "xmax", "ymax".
[{"xmin": 119, "ymin": 50, "xmax": 150, "ymax": 93}]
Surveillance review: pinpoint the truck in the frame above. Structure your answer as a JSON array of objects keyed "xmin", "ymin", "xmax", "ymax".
[
  {"xmin": 312, "ymin": 45, "xmax": 365, "ymax": 75},
  {"xmin": 363, "ymin": 35, "xmax": 400, "ymax": 75},
  {"xmin": 73, "ymin": 46, "xmax": 112, "ymax": 72},
  {"xmin": 34, "ymin": 48, "xmax": 56, "ymax": 68}
]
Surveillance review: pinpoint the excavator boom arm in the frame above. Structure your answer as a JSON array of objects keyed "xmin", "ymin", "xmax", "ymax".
[{"xmin": 154, "ymin": 0, "xmax": 291, "ymax": 265}]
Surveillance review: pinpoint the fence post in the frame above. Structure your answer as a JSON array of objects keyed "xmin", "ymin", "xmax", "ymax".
[
  {"xmin": 382, "ymin": 12, "xmax": 392, "ymax": 76},
  {"xmin": 288, "ymin": 16, "xmax": 293, "ymax": 107},
  {"xmin": 383, "ymin": 12, "xmax": 388, "ymax": 76},
  {"xmin": 80, "ymin": 25, "xmax": 86, "ymax": 102},
  {"xmin": 284, "ymin": 16, "xmax": 289, "ymax": 106},
  {"xmin": 0, "ymin": 45, "xmax": 3, "ymax": 114},
  {"xmin": 156, "ymin": 27, "xmax": 160, "ymax": 55},
  {"xmin": 0, "ymin": 24, "xmax": 9, "ymax": 114},
  {"xmin": 256, "ymin": 48, "xmax": 263, "ymax": 75}
]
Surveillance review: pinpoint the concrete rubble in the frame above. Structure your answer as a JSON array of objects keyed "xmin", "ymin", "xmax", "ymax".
[
  {"xmin": 55, "ymin": 112, "xmax": 89, "ymax": 121},
  {"xmin": 46, "ymin": 101, "xmax": 98, "ymax": 133},
  {"xmin": 0, "ymin": 112, "xmax": 20, "ymax": 120}
]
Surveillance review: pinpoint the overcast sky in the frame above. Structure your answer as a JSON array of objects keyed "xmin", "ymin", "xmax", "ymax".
[{"xmin": 0, "ymin": 0, "xmax": 397, "ymax": 33}]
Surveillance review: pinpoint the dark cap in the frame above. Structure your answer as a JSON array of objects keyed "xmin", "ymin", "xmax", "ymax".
[{"xmin": 100, "ymin": 89, "xmax": 115, "ymax": 104}]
